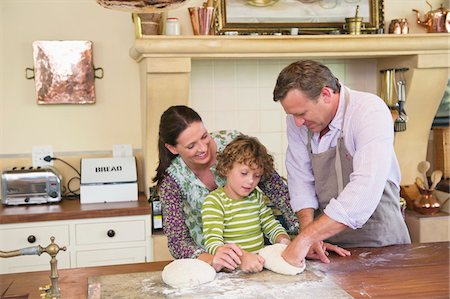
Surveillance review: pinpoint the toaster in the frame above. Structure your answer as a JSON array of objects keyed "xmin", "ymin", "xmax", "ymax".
[{"xmin": 1, "ymin": 167, "xmax": 62, "ymax": 205}]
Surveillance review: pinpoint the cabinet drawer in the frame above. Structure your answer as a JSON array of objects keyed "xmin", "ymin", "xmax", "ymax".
[
  {"xmin": 0, "ymin": 251, "xmax": 71, "ymax": 274},
  {"xmin": 0, "ymin": 224, "xmax": 69, "ymax": 250},
  {"xmin": 75, "ymin": 246, "xmax": 146, "ymax": 267},
  {"xmin": 75, "ymin": 220, "xmax": 146, "ymax": 245}
]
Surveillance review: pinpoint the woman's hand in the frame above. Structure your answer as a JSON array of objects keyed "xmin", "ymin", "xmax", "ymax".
[
  {"xmin": 212, "ymin": 243, "xmax": 243, "ymax": 272},
  {"xmin": 239, "ymin": 250, "xmax": 265, "ymax": 273}
]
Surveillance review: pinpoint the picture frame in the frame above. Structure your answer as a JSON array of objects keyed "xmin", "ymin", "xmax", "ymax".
[{"xmin": 215, "ymin": 0, "xmax": 384, "ymax": 35}]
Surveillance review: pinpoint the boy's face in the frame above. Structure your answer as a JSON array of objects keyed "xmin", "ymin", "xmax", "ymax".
[{"xmin": 223, "ymin": 162, "xmax": 262, "ymax": 200}]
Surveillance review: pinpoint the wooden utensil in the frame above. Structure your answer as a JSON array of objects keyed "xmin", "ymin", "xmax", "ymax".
[
  {"xmin": 417, "ymin": 161, "xmax": 431, "ymax": 189},
  {"xmin": 415, "ymin": 176, "xmax": 426, "ymax": 190},
  {"xmin": 430, "ymin": 170, "xmax": 443, "ymax": 190}
]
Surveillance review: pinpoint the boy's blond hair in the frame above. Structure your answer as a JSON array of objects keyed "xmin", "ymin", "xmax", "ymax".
[{"xmin": 216, "ymin": 135, "xmax": 274, "ymax": 178}]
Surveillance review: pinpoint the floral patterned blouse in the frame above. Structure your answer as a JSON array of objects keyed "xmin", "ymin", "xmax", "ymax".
[{"xmin": 159, "ymin": 130, "xmax": 299, "ymax": 259}]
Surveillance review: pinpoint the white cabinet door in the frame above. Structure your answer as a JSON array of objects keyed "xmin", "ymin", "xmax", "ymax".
[
  {"xmin": 0, "ymin": 222, "xmax": 71, "ymax": 274},
  {"xmin": 0, "ymin": 215, "xmax": 152, "ymax": 274}
]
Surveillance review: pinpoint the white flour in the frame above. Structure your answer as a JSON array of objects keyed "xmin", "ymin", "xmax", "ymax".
[{"xmin": 88, "ymin": 265, "xmax": 352, "ymax": 299}]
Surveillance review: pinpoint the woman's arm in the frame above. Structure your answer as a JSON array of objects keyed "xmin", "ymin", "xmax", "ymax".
[
  {"xmin": 258, "ymin": 171, "xmax": 299, "ymax": 234},
  {"xmin": 159, "ymin": 175, "xmax": 205, "ymax": 259}
]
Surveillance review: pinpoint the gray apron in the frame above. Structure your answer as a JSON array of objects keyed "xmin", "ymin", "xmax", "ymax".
[{"xmin": 307, "ymin": 89, "xmax": 411, "ymax": 248}]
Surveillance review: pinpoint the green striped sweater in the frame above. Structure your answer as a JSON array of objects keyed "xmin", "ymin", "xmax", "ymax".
[{"xmin": 201, "ymin": 187, "xmax": 287, "ymax": 254}]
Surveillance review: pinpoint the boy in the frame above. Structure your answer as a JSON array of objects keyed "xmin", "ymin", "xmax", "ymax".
[{"xmin": 201, "ymin": 135, "xmax": 290, "ymax": 273}]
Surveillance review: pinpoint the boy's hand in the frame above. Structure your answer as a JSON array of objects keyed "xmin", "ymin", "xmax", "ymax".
[{"xmin": 239, "ymin": 250, "xmax": 265, "ymax": 273}]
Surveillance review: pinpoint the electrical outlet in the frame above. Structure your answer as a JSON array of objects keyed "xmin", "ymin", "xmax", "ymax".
[{"xmin": 32, "ymin": 145, "xmax": 54, "ymax": 167}]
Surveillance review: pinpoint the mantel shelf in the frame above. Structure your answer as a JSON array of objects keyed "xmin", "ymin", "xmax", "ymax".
[{"xmin": 130, "ymin": 33, "xmax": 450, "ymax": 61}]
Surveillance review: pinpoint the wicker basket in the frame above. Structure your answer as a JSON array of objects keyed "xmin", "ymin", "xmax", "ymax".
[{"xmin": 433, "ymin": 127, "xmax": 450, "ymax": 179}]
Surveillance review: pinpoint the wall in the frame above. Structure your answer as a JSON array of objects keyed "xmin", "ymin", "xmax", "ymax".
[
  {"xmin": 0, "ymin": 0, "xmax": 142, "ymax": 195},
  {"xmin": 189, "ymin": 58, "xmax": 377, "ymax": 176},
  {"xmin": 0, "ymin": 0, "xmax": 446, "ymax": 198}
]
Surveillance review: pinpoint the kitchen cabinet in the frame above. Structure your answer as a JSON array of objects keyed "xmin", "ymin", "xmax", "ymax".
[
  {"xmin": 0, "ymin": 194, "xmax": 153, "ymax": 274},
  {"xmin": 152, "ymin": 232, "xmax": 173, "ymax": 262},
  {"xmin": 0, "ymin": 221, "xmax": 71, "ymax": 273},
  {"xmin": 405, "ymin": 210, "xmax": 450, "ymax": 243}
]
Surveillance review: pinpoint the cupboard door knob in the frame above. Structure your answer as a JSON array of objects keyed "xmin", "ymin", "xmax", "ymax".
[
  {"xmin": 107, "ymin": 229, "xmax": 115, "ymax": 238},
  {"xmin": 27, "ymin": 235, "xmax": 36, "ymax": 243}
]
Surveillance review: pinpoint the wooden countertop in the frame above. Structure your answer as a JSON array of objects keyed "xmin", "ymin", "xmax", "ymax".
[
  {"xmin": 0, "ymin": 193, "xmax": 151, "ymax": 224},
  {"xmin": 0, "ymin": 242, "xmax": 448, "ymax": 299}
]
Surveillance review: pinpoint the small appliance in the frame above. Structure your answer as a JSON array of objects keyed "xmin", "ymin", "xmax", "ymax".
[{"xmin": 1, "ymin": 167, "xmax": 62, "ymax": 205}]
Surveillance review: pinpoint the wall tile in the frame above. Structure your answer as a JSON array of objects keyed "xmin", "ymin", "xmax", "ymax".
[
  {"xmin": 190, "ymin": 58, "xmax": 377, "ymax": 174},
  {"xmin": 260, "ymin": 110, "xmax": 282, "ymax": 133},
  {"xmin": 215, "ymin": 110, "xmax": 238, "ymax": 131},
  {"xmin": 236, "ymin": 61, "xmax": 259, "ymax": 87},
  {"xmin": 259, "ymin": 61, "xmax": 282, "ymax": 88},
  {"xmin": 259, "ymin": 87, "xmax": 279, "ymax": 110},
  {"xmin": 237, "ymin": 87, "xmax": 260, "ymax": 110},
  {"xmin": 238, "ymin": 110, "xmax": 260, "ymax": 134},
  {"xmin": 215, "ymin": 87, "xmax": 237, "ymax": 111},
  {"xmin": 213, "ymin": 60, "xmax": 236, "ymax": 87}
]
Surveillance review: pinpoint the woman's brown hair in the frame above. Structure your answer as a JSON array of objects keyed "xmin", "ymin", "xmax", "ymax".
[{"xmin": 153, "ymin": 105, "xmax": 202, "ymax": 185}]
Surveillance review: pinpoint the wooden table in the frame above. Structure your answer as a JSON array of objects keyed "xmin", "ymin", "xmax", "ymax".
[{"xmin": 0, "ymin": 242, "xmax": 448, "ymax": 299}]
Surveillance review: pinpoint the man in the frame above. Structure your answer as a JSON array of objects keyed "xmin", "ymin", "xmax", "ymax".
[{"xmin": 273, "ymin": 60, "xmax": 411, "ymax": 267}]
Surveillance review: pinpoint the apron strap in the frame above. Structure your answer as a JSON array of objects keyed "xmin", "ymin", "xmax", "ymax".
[
  {"xmin": 335, "ymin": 139, "xmax": 344, "ymax": 194},
  {"xmin": 334, "ymin": 88, "xmax": 351, "ymax": 194}
]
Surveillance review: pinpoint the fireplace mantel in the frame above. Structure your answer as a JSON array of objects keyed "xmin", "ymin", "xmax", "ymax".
[
  {"xmin": 130, "ymin": 34, "xmax": 449, "ymax": 60},
  {"xmin": 130, "ymin": 34, "xmax": 450, "ymax": 195}
]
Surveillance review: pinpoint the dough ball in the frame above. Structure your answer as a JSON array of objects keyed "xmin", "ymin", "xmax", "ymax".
[
  {"xmin": 162, "ymin": 259, "xmax": 216, "ymax": 288},
  {"xmin": 259, "ymin": 243, "xmax": 306, "ymax": 275}
]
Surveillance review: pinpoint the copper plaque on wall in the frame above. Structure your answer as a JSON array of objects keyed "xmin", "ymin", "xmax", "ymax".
[{"xmin": 32, "ymin": 41, "xmax": 96, "ymax": 105}]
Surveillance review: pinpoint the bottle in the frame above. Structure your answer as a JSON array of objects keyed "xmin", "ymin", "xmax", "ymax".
[
  {"xmin": 149, "ymin": 186, "xmax": 163, "ymax": 231},
  {"xmin": 165, "ymin": 17, "xmax": 180, "ymax": 36}
]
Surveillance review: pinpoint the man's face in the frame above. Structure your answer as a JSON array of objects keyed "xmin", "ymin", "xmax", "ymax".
[{"xmin": 280, "ymin": 88, "xmax": 333, "ymax": 133}]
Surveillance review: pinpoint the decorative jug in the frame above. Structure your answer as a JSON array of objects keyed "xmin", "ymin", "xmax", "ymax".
[{"xmin": 412, "ymin": 2, "xmax": 450, "ymax": 33}]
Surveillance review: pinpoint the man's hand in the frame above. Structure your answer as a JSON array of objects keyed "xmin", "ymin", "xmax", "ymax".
[
  {"xmin": 212, "ymin": 243, "xmax": 243, "ymax": 272},
  {"xmin": 281, "ymin": 237, "xmax": 311, "ymax": 267},
  {"xmin": 307, "ymin": 241, "xmax": 351, "ymax": 263}
]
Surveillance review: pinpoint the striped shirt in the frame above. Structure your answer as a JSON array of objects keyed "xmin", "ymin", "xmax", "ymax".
[{"xmin": 201, "ymin": 187, "xmax": 287, "ymax": 254}]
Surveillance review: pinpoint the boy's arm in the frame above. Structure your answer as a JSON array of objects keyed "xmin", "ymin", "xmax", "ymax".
[
  {"xmin": 201, "ymin": 194, "xmax": 225, "ymax": 254},
  {"xmin": 258, "ymin": 192, "xmax": 289, "ymax": 244}
]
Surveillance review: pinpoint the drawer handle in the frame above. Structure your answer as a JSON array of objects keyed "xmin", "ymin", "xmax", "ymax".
[
  {"xmin": 107, "ymin": 229, "xmax": 116, "ymax": 238},
  {"xmin": 27, "ymin": 235, "xmax": 36, "ymax": 243}
]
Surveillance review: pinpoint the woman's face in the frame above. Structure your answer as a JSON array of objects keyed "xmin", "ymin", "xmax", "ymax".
[{"xmin": 165, "ymin": 121, "xmax": 216, "ymax": 169}]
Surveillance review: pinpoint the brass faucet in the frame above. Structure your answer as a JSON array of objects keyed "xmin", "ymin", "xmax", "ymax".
[{"xmin": 0, "ymin": 236, "xmax": 66, "ymax": 299}]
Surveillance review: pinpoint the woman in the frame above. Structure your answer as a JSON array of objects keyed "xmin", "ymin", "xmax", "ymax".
[{"xmin": 153, "ymin": 105, "xmax": 298, "ymax": 272}]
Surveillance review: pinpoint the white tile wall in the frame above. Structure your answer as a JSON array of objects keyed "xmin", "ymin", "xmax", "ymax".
[{"xmin": 190, "ymin": 59, "xmax": 377, "ymax": 176}]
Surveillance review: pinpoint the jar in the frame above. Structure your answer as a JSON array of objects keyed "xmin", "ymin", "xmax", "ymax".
[
  {"xmin": 414, "ymin": 189, "xmax": 441, "ymax": 215},
  {"xmin": 165, "ymin": 18, "xmax": 180, "ymax": 36}
]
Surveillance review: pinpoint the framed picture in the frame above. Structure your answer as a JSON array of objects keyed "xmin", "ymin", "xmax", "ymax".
[{"xmin": 215, "ymin": 0, "xmax": 384, "ymax": 35}]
